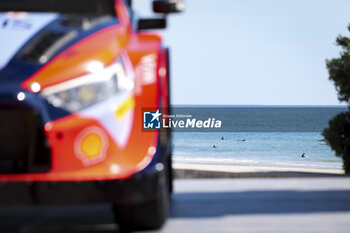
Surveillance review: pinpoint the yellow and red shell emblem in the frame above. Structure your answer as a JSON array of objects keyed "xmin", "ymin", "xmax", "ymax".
[{"xmin": 74, "ymin": 126, "xmax": 109, "ymax": 166}]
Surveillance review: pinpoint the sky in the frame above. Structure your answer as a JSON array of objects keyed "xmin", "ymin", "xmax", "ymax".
[{"xmin": 134, "ymin": 0, "xmax": 350, "ymax": 106}]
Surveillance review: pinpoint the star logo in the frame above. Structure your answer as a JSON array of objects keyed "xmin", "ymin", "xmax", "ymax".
[
  {"xmin": 151, "ymin": 109, "xmax": 162, "ymax": 122},
  {"xmin": 143, "ymin": 109, "xmax": 162, "ymax": 129}
]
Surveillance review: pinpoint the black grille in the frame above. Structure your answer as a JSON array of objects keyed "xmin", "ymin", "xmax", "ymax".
[
  {"xmin": 60, "ymin": 15, "xmax": 111, "ymax": 29},
  {"xmin": 21, "ymin": 31, "xmax": 76, "ymax": 64},
  {"xmin": 0, "ymin": 109, "xmax": 51, "ymax": 174}
]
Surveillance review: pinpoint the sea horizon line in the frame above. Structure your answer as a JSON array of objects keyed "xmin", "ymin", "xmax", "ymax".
[{"xmin": 170, "ymin": 104, "xmax": 347, "ymax": 108}]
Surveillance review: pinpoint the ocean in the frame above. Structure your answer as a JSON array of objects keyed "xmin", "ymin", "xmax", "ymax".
[{"xmin": 171, "ymin": 106, "xmax": 347, "ymax": 171}]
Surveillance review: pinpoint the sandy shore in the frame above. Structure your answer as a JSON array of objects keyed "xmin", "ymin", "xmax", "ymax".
[{"xmin": 173, "ymin": 162, "xmax": 345, "ymax": 178}]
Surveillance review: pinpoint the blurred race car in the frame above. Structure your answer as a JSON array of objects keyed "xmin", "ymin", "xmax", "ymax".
[{"xmin": 0, "ymin": 0, "xmax": 183, "ymax": 230}]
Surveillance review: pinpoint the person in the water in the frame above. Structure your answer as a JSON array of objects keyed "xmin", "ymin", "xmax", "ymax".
[
  {"xmin": 221, "ymin": 136, "xmax": 224, "ymax": 140},
  {"xmin": 301, "ymin": 153, "xmax": 305, "ymax": 158},
  {"xmin": 213, "ymin": 145, "xmax": 217, "ymax": 148}
]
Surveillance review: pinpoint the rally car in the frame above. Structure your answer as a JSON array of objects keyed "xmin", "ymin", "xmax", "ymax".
[{"xmin": 0, "ymin": 0, "xmax": 183, "ymax": 230}]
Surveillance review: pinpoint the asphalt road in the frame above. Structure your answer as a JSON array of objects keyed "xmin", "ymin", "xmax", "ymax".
[{"xmin": 1, "ymin": 178, "xmax": 350, "ymax": 233}]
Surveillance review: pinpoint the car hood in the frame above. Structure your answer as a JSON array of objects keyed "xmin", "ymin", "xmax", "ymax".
[{"xmin": 0, "ymin": 12, "xmax": 123, "ymax": 89}]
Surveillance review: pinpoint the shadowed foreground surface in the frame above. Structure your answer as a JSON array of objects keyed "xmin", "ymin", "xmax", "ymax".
[{"xmin": 1, "ymin": 178, "xmax": 350, "ymax": 233}]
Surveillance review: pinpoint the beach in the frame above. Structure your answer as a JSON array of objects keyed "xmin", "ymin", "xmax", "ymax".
[{"xmin": 173, "ymin": 162, "xmax": 345, "ymax": 179}]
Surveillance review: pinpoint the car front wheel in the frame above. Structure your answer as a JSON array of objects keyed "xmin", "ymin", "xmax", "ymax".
[{"xmin": 112, "ymin": 171, "xmax": 169, "ymax": 231}]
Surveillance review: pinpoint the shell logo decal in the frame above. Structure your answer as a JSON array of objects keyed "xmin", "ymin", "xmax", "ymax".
[{"xmin": 74, "ymin": 126, "xmax": 109, "ymax": 166}]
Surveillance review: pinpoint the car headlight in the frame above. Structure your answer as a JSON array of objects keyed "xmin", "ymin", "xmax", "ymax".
[{"xmin": 40, "ymin": 59, "xmax": 134, "ymax": 112}]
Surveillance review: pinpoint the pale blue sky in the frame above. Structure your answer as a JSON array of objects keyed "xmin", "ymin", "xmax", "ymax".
[{"xmin": 134, "ymin": 0, "xmax": 350, "ymax": 105}]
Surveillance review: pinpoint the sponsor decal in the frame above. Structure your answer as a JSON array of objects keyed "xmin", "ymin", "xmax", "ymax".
[
  {"xmin": 74, "ymin": 126, "xmax": 109, "ymax": 166},
  {"xmin": 2, "ymin": 12, "xmax": 30, "ymax": 29},
  {"xmin": 5, "ymin": 12, "xmax": 29, "ymax": 19},
  {"xmin": 135, "ymin": 53, "xmax": 157, "ymax": 86},
  {"xmin": 114, "ymin": 95, "xmax": 135, "ymax": 121}
]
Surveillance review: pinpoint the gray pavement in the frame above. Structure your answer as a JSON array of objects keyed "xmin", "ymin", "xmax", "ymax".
[{"xmin": 1, "ymin": 178, "xmax": 350, "ymax": 233}]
